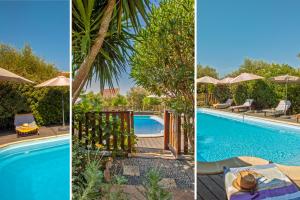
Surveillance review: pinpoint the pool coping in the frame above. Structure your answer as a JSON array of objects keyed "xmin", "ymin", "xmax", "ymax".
[
  {"xmin": 197, "ymin": 156, "xmax": 300, "ymax": 187},
  {"xmin": 135, "ymin": 115, "xmax": 164, "ymax": 138},
  {"xmin": 198, "ymin": 108, "xmax": 300, "ymax": 129},
  {"xmin": 0, "ymin": 134, "xmax": 70, "ymax": 149}
]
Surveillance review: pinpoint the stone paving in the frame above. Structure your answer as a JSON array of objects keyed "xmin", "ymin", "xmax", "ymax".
[{"xmin": 111, "ymin": 136, "xmax": 194, "ymax": 199}]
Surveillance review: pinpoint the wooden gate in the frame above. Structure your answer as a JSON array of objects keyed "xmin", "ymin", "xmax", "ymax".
[
  {"xmin": 164, "ymin": 110, "xmax": 189, "ymax": 157},
  {"xmin": 73, "ymin": 111, "xmax": 134, "ymax": 153}
]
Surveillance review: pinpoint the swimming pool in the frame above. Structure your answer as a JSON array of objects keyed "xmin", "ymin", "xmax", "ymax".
[
  {"xmin": 0, "ymin": 136, "xmax": 70, "ymax": 200},
  {"xmin": 134, "ymin": 115, "xmax": 164, "ymax": 137},
  {"xmin": 197, "ymin": 108, "xmax": 300, "ymax": 165}
]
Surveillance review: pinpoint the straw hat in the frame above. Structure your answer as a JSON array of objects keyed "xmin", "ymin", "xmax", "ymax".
[{"xmin": 232, "ymin": 171, "xmax": 260, "ymax": 191}]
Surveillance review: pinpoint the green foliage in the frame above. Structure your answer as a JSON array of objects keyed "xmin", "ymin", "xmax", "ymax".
[
  {"xmin": 73, "ymin": 92, "xmax": 104, "ymax": 114},
  {"xmin": 72, "ymin": 0, "xmax": 150, "ymax": 91},
  {"xmin": 143, "ymin": 97, "xmax": 162, "ymax": 110},
  {"xmin": 197, "ymin": 64, "xmax": 219, "ymax": 78},
  {"xmin": 131, "ymin": 0, "xmax": 194, "ymax": 113},
  {"xmin": 72, "ymin": 139, "xmax": 129, "ymax": 200},
  {"xmin": 198, "ymin": 59, "xmax": 300, "ymax": 113},
  {"xmin": 0, "ymin": 44, "xmax": 69, "ymax": 128},
  {"xmin": 111, "ymin": 94, "xmax": 128, "ymax": 107},
  {"xmin": 142, "ymin": 169, "xmax": 172, "ymax": 200},
  {"xmin": 126, "ymin": 87, "xmax": 148, "ymax": 110}
]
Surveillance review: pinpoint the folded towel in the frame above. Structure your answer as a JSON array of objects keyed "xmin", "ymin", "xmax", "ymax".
[{"xmin": 225, "ymin": 164, "xmax": 299, "ymax": 200}]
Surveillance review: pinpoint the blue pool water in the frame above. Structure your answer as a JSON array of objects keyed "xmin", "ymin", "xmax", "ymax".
[
  {"xmin": 197, "ymin": 109, "xmax": 300, "ymax": 165},
  {"xmin": 134, "ymin": 115, "xmax": 164, "ymax": 135},
  {"xmin": 0, "ymin": 137, "xmax": 70, "ymax": 200}
]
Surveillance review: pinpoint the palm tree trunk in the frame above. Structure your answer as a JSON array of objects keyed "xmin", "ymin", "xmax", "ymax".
[{"xmin": 72, "ymin": 0, "xmax": 116, "ymax": 104}]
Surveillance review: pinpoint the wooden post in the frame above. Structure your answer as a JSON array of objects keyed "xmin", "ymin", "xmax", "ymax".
[
  {"xmin": 120, "ymin": 112, "xmax": 125, "ymax": 150},
  {"xmin": 183, "ymin": 115, "xmax": 188, "ymax": 154},
  {"xmin": 85, "ymin": 113, "xmax": 89, "ymax": 148},
  {"xmin": 128, "ymin": 111, "xmax": 134, "ymax": 153},
  {"xmin": 106, "ymin": 112, "xmax": 110, "ymax": 150},
  {"xmin": 91, "ymin": 112, "xmax": 96, "ymax": 149},
  {"xmin": 177, "ymin": 114, "xmax": 181, "ymax": 155},
  {"xmin": 164, "ymin": 110, "xmax": 170, "ymax": 150},
  {"xmin": 99, "ymin": 113, "xmax": 102, "ymax": 144},
  {"xmin": 125, "ymin": 112, "xmax": 130, "ymax": 152},
  {"xmin": 78, "ymin": 120, "xmax": 82, "ymax": 141},
  {"xmin": 112, "ymin": 113, "xmax": 117, "ymax": 150}
]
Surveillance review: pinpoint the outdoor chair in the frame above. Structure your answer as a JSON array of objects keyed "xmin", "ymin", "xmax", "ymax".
[
  {"xmin": 262, "ymin": 100, "xmax": 291, "ymax": 117},
  {"xmin": 14, "ymin": 113, "xmax": 39, "ymax": 137},
  {"xmin": 230, "ymin": 99, "xmax": 254, "ymax": 112},
  {"xmin": 213, "ymin": 99, "xmax": 233, "ymax": 109}
]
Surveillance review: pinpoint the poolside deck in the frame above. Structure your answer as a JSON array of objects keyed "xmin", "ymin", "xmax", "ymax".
[
  {"xmin": 204, "ymin": 107, "xmax": 300, "ymax": 125},
  {"xmin": 0, "ymin": 125, "xmax": 69, "ymax": 146},
  {"xmin": 197, "ymin": 174, "xmax": 226, "ymax": 200}
]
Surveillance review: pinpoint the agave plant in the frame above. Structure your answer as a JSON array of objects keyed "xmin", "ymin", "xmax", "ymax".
[{"xmin": 72, "ymin": 0, "xmax": 150, "ymax": 103}]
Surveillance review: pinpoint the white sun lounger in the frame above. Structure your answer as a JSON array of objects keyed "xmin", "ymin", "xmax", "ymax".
[
  {"xmin": 213, "ymin": 99, "xmax": 233, "ymax": 109},
  {"xmin": 262, "ymin": 100, "xmax": 291, "ymax": 117},
  {"xmin": 230, "ymin": 99, "xmax": 254, "ymax": 112}
]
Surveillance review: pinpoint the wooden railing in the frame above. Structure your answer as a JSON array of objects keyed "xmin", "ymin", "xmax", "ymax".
[
  {"xmin": 164, "ymin": 110, "xmax": 190, "ymax": 157},
  {"xmin": 72, "ymin": 111, "xmax": 134, "ymax": 153}
]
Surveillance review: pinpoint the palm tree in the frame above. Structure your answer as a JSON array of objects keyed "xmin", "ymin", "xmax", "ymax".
[{"xmin": 72, "ymin": 0, "xmax": 149, "ymax": 103}]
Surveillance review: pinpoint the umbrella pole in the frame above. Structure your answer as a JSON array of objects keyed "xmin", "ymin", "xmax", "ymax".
[
  {"xmin": 285, "ymin": 80, "xmax": 288, "ymax": 116},
  {"xmin": 62, "ymin": 92, "xmax": 65, "ymax": 127}
]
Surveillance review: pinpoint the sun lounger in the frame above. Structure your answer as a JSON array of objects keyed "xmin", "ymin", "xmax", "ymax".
[
  {"xmin": 262, "ymin": 100, "xmax": 291, "ymax": 117},
  {"xmin": 14, "ymin": 113, "xmax": 39, "ymax": 136},
  {"xmin": 230, "ymin": 99, "xmax": 254, "ymax": 112},
  {"xmin": 224, "ymin": 164, "xmax": 300, "ymax": 200},
  {"xmin": 213, "ymin": 99, "xmax": 233, "ymax": 109}
]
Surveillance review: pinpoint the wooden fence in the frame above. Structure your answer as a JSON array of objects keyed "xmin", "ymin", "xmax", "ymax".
[
  {"xmin": 164, "ymin": 110, "xmax": 191, "ymax": 157},
  {"xmin": 72, "ymin": 111, "xmax": 134, "ymax": 153}
]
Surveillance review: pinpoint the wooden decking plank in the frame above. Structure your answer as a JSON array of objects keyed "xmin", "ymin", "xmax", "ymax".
[
  {"xmin": 209, "ymin": 174, "xmax": 225, "ymax": 191},
  {"xmin": 197, "ymin": 176, "xmax": 219, "ymax": 200},
  {"xmin": 198, "ymin": 175, "xmax": 226, "ymax": 200}
]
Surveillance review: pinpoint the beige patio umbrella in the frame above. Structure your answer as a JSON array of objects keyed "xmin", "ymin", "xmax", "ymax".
[
  {"xmin": 0, "ymin": 67, "xmax": 34, "ymax": 83},
  {"xmin": 197, "ymin": 76, "xmax": 220, "ymax": 84},
  {"xmin": 218, "ymin": 77, "xmax": 234, "ymax": 85},
  {"xmin": 270, "ymin": 74, "xmax": 300, "ymax": 115},
  {"xmin": 230, "ymin": 73, "xmax": 264, "ymax": 84},
  {"xmin": 35, "ymin": 76, "xmax": 70, "ymax": 128}
]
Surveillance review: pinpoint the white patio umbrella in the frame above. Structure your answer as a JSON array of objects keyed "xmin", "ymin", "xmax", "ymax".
[
  {"xmin": 35, "ymin": 76, "xmax": 70, "ymax": 129},
  {"xmin": 218, "ymin": 77, "xmax": 234, "ymax": 85},
  {"xmin": 230, "ymin": 73, "xmax": 264, "ymax": 84},
  {"xmin": 270, "ymin": 74, "xmax": 300, "ymax": 115},
  {"xmin": 0, "ymin": 67, "xmax": 34, "ymax": 83},
  {"xmin": 197, "ymin": 76, "xmax": 220, "ymax": 84}
]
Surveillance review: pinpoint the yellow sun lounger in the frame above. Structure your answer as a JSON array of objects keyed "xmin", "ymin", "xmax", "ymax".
[{"xmin": 14, "ymin": 113, "xmax": 39, "ymax": 136}]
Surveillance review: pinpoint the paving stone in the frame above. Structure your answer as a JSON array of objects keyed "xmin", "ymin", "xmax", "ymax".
[
  {"xmin": 123, "ymin": 165, "xmax": 140, "ymax": 176},
  {"xmin": 158, "ymin": 178, "xmax": 177, "ymax": 189}
]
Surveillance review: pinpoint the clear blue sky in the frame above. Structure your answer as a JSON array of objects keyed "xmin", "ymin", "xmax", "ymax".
[
  {"xmin": 0, "ymin": 0, "xmax": 70, "ymax": 71},
  {"xmin": 197, "ymin": 0, "xmax": 300, "ymax": 77}
]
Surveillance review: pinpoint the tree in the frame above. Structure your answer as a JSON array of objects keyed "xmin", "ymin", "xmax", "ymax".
[
  {"xmin": 111, "ymin": 94, "xmax": 127, "ymax": 107},
  {"xmin": 197, "ymin": 65, "xmax": 218, "ymax": 78},
  {"xmin": 72, "ymin": 0, "xmax": 150, "ymax": 103},
  {"xmin": 131, "ymin": 0, "xmax": 194, "ymax": 150},
  {"xmin": 126, "ymin": 87, "xmax": 148, "ymax": 110},
  {"xmin": 143, "ymin": 97, "xmax": 162, "ymax": 110}
]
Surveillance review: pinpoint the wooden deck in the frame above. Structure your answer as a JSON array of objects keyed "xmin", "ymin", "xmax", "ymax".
[
  {"xmin": 197, "ymin": 174, "xmax": 227, "ymax": 200},
  {"xmin": 0, "ymin": 125, "xmax": 69, "ymax": 146}
]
